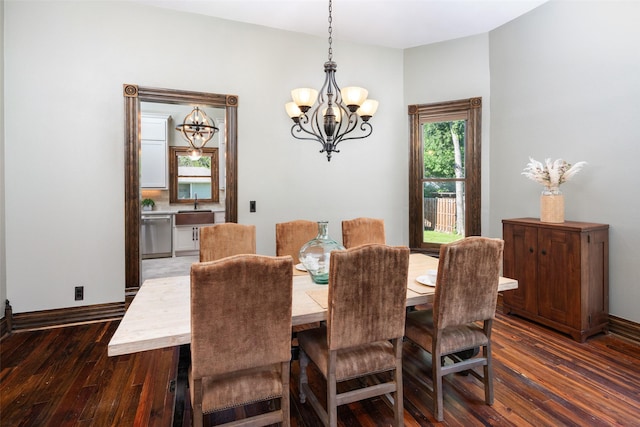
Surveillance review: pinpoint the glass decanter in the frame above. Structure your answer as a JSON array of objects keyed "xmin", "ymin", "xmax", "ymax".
[{"xmin": 298, "ymin": 221, "xmax": 345, "ymax": 284}]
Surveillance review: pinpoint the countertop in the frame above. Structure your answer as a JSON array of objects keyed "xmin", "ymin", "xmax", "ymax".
[{"xmin": 141, "ymin": 209, "xmax": 225, "ymax": 215}]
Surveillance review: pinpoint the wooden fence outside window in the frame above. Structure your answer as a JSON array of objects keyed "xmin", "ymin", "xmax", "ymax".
[{"xmin": 424, "ymin": 197, "xmax": 457, "ymax": 233}]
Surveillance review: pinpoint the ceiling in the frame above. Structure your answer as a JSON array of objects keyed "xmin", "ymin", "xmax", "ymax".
[{"xmin": 134, "ymin": 0, "xmax": 547, "ymax": 49}]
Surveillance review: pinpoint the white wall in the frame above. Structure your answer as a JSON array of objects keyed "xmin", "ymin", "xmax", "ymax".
[
  {"xmin": 489, "ymin": 1, "xmax": 640, "ymax": 322},
  {"xmin": 1, "ymin": 0, "xmax": 6, "ymax": 318},
  {"xmin": 404, "ymin": 34, "xmax": 492, "ymax": 234},
  {"xmin": 3, "ymin": 1, "xmax": 404, "ymax": 313}
]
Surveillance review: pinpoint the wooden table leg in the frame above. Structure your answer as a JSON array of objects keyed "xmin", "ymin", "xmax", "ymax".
[{"xmin": 172, "ymin": 344, "xmax": 191, "ymax": 427}]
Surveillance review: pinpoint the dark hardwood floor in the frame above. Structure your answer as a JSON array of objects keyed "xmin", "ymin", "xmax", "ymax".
[{"xmin": 2, "ymin": 313, "xmax": 639, "ymax": 426}]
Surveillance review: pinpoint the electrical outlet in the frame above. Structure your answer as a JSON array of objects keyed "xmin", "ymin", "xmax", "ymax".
[
  {"xmin": 75, "ymin": 286, "xmax": 84, "ymax": 301},
  {"xmin": 250, "ymin": 200, "xmax": 256, "ymax": 212}
]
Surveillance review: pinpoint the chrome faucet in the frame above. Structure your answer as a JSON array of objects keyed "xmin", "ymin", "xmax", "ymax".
[{"xmin": 194, "ymin": 193, "xmax": 198, "ymax": 210}]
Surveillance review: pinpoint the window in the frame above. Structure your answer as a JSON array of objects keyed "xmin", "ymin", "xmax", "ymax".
[
  {"xmin": 169, "ymin": 146, "xmax": 219, "ymax": 204},
  {"xmin": 408, "ymin": 98, "xmax": 481, "ymax": 253}
]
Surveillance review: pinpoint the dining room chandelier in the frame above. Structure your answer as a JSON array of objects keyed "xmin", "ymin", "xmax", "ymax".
[
  {"xmin": 175, "ymin": 107, "xmax": 218, "ymax": 160},
  {"xmin": 285, "ymin": 0, "xmax": 378, "ymax": 162}
]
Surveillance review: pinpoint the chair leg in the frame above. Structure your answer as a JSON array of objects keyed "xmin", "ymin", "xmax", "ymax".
[
  {"xmin": 192, "ymin": 407, "xmax": 203, "ymax": 427},
  {"xmin": 327, "ymin": 350, "xmax": 338, "ymax": 427},
  {"xmin": 393, "ymin": 339, "xmax": 404, "ymax": 427},
  {"xmin": 327, "ymin": 371, "xmax": 337, "ymax": 427},
  {"xmin": 394, "ymin": 366, "xmax": 404, "ymax": 426},
  {"xmin": 484, "ymin": 344, "xmax": 494, "ymax": 405},
  {"xmin": 192, "ymin": 378, "xmax": 203, "ymax": 427},
  {"xmin": 432, "ymin": 351, "xmax": 444, "ymax": 422},
  {"xmin": 282, "ymin": 361, "xmax": 291, "ymax": 427},
  {"xmin": 299, "ymin": 349, "xmax": 309, "ymax": 403}
]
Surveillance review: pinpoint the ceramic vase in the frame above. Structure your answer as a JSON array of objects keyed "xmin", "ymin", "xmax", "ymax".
[{"xmin": 540, "ymin": 188, "xmax": 564, "ymax": 223}]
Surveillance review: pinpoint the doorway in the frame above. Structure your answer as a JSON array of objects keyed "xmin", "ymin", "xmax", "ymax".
[{"xmin": 123, "ymin": 84, "xmax": 238, "ymax": 290}]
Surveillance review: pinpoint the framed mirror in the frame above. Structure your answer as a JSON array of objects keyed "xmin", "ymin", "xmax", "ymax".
[
  {"xmin": 169, "ymin": 146, "xmax": 219, "ymax": 203},
  {"xmin": 124, "ymin": 84, "xmax": 238, "ymax": 290}
]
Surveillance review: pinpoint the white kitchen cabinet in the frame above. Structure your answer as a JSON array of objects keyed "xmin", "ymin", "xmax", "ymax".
[
  {"xmin": 174, "ymin": 225, "xmax": 202, "ymax": 255},
  {"xmin": 141, "ymin": 114, "xmax": 170, "ymax": 189}
]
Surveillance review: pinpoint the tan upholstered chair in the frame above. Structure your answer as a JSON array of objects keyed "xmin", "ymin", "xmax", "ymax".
[
  {"xmin": 341, "ymin": 217, "xmax": 385, "ymax": 249},
  {"xmin": 189, "ymin": 254, "xmax": 293, "ymax": 427},
  {"xmin": 275, "ymin": 220, "xmax": 318, "ymax": 264},
  {"xmin": 199, "ymin": 223, "xmax": 256, "ymax": 262},
  {"xmin": 297, "ymin": 243, "xmax": 410, "ymax": 427},
  {"xmin": 404, "ymin": 236, "xmax": 504, "ymax": 422}
]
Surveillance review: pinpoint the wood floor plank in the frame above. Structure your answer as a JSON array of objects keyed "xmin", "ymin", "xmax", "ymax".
[{"xmin": 2, "ymin": 314, "xmax": 640, "ymax": 426}]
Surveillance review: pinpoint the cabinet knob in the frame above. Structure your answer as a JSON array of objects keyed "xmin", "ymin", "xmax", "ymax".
[
  {"xmin": 529, "ymin": 247, "xmax": 534, "ymax": 253},
  {"xmin": 541, "ymin": 249, "xmax": 547, "ymax": 255}
]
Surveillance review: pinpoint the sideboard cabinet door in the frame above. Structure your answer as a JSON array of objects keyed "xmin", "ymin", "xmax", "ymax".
[{"xmin": 502, "ymin": 218, "xmax": 609, "ymax": 342}]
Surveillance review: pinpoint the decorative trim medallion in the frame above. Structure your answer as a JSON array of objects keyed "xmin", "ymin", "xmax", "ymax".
[
  {"xmin": 226, "ymin": 95, "xmax": 238, "ymax": 106},
  {"xmin": 123, "ymin": 84, "xmax": 138, "ymax": 98}
]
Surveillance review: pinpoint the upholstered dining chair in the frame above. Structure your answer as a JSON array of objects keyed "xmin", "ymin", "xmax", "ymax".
[
  {"xmin": 297, "ymin": 243, "xmax": 410, "ymax": 427},
  {"xmin": 404, "ymin": 236, "xmax": 504, "ymax": 422},
  {"xmin": 199, "ymin": 223, "xmax": 256, "ymax": 262},
  {"xmin": 275, "ymin": 220, "xmax": 318, "ymax": 264},
  {"xmin": 189, "ymin": 254, "xmax": 293, "ymax": 427},
  {"xmin": 341, "ymin": 217, "xmax": 385, "ymax": 249}
]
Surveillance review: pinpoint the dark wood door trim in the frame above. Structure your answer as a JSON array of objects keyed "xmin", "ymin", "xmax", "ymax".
[{"xmin": 123, "ymin": 84, "xmax": 238, "ymax": 290}]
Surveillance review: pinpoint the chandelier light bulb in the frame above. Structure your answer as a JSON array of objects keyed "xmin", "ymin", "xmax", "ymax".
[
  {"xmin": 323, "ymin": 107, "xmax": 341, "ymax": 122},
  {"xmin": 356, "ymin": 99, "xmax": 379, "ymax": 121},
  {"xmin": 189, "ymin": 148, "xmax": 202, "ymax": 161},
  {"xmin": 285, "ymin": 102, "xmax": 303, "ymax": 121},
  {"xmin": 340, "ymin": 86, "xmax": 368, "ymax": 111},
  {"xmin": 291, "ymin": 88, "xmax": 318, "ymax": 111}
]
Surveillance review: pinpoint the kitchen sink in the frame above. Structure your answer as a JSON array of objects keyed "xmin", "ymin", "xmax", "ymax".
[{"xmin": 174, "ymin": 210, "xmax": 215, "ymax": 226}]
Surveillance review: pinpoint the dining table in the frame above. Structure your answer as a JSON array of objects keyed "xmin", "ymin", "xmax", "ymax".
[
  {"xmin": 108, "ymin": 252, "xmax": 517, "ymax": 426},
  {"xmin": 108, "ymin": 253, "xmax": 517, "ymax": 357}
]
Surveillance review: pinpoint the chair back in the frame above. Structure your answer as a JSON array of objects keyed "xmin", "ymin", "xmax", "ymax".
[
  {"xmin": 327, "ymin": 243, "xmax": 409, "ymax": 349},
  {"xmin": 199, "ymin": 223, "xmax": 256, "ymax": 262},
  {"xmin": 190, "ymin": 254, "xmax": 293, "ymax": 378},
  {"xmin": 341, "ymin": 217, "xmax": 385, "ymax": 249},
  {"xmin": 276, "ymin": 220, "xmax": 318, "ymax": 264},
  {"xmin": 434, "ymin": 236, "xmax": 504, "ymax": 330}
]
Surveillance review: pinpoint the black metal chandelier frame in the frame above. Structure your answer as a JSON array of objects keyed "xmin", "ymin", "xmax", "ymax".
[
  {"xmin": 287, "ymin": 0, "xmax": 376, "ymax": 162},
  {"xmin": 175, "ymin": 106, "xmax": 219, "ymax": 158}
]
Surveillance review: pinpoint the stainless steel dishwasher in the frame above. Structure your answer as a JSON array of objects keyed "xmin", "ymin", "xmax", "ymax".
[{"xmin": 141, "ymin": 214, "xmax": 172, "ymax": 259}]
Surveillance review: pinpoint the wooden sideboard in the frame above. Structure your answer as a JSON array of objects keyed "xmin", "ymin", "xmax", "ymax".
[{"xmin": 502, "ymin": 218, "xmax": 609, "ymax": 342}]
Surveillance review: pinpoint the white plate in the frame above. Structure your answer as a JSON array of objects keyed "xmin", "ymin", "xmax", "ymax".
[
  {"xmin": 415, "ymin": 275, "xmax": 436, "ymax": 287},
  {"xmin": 295, "ymin": 263, "xmax": 307, "ymax": 272}
]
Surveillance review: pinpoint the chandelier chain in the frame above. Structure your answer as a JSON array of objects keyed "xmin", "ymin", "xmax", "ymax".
[{"xmin": 327, "ymin": 0, "xmax": 333, "ymax": 61}]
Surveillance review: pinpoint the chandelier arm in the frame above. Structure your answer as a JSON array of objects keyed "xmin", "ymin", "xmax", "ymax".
[
  {"xmin": 333, "ymin": 108, "xmax": 360, "ymax": 140},
  {"xmin": 178, "ymin": 127, "xmax": 199, "ymax": 151},
  {"xmin": 309, "ymin": 107, "xmax": 325, "ymax": 140},
  {"xmin": 333, "ymin": 121, "xmax": 373, "ymax": 147},
  {"xmin": 290, "ymin": 122, "xmax": 329, "ymax": 149}
]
